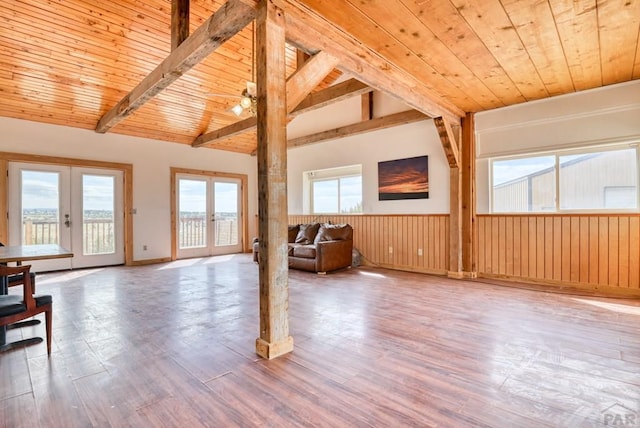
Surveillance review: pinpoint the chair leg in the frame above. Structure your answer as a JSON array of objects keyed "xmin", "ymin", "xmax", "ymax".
[{"xmin": 45, "ymin": 306, "xmax": 52, "ymax": 356}]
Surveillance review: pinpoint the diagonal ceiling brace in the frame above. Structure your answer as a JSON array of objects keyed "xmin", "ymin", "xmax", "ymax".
[
  {"xmin": 433, "ymin": 116, "xmax": 460, "ymax": 168},
  {"xmin": 96, "ymin": 0, "xmax": 255, "ymax": 133},
  {"xmin": 284, "ymin": 51, "xmax": 339, "ymax": 112},
  {"xmin": 192, "ymin": 50, "xmax": 340, "ymax": 148},
  {"xmin": 291, "ymin": 78, "xmax": 370, "ymax": 116},
  {"xmin": 192, "ymin": 78, "xmax": 371, "ymax": 148}
]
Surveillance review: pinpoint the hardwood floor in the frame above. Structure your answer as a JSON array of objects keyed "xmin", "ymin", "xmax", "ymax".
[{"xmin": 1, "ymin": 254, "xmax": 639, "ymax": 427}]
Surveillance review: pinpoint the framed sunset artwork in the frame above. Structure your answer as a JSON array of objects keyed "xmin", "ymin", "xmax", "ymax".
[{"xmin": 378, "ymin": 155, "xmax": 429, "ymax": 200}]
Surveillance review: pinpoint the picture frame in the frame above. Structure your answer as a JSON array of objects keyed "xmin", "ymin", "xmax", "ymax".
[{"xmin": 378, "ymin": 155, "xmax": 429, "ymax": 200}]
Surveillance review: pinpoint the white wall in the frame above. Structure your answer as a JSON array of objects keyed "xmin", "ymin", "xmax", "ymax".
[
  {"xmin": 286, "ymin": 92, "xmax": 450, "ymax": 215},
  {"xmin": 475, "ymin": 80, "xmax": 640, "ymax": 213},
  {"xmin": 0, "ymin": 88, "xmax": 453, "ymax": 261},
  {"xmin": 0, "ymin": 117, "xmax": 257, "ymax": 260}
]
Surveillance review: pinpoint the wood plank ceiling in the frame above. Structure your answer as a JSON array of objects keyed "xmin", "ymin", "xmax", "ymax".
[{"xmin": 1, "ymin": 0, "xmax": 639, "ymax": 154}]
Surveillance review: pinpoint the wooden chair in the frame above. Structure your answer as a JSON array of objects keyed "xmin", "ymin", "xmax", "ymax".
[
  {"xmin": 7, "ymin": 271, "xmax": 37, "ymax": 294},
  {"xmin": 0, "ymin": 265, "xmax": 52, "ymax": 355},
  {"xmin": 0, "ymin": 243, "xmax": 37, "ymax": 293}
]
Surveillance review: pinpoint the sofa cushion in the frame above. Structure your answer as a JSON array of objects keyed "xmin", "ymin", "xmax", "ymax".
[
  {"xmin": 314, "ymin": 223, "xmax": 353, "ymax": 243},
  {"xmin": 292, "ymin": 244, "xmax": 316, "ymax": 259},
  {"xmin": 294, "ymin": 223, "xmax": 320, "ymax": 244},
  {"xmin": 288, "ymin": 225, "xmax": 300, "ymax": 243}
]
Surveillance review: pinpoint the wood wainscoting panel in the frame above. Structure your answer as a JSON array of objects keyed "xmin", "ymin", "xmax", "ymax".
[
  {"xmin": 477, "ymin": 214, "xmax": 640, "ymax": 293},
  {"xmin": 289, "ymin": 215, "xmax": 449, "ymax": 274}
]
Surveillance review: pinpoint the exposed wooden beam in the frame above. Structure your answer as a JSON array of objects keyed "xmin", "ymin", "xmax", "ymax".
[
  {"xmin": 96, "ymin": 0, "xmax": 254, "ymax": 133},
  {"xmin": 192, "ymin": 117, "xmax": 258, "ymax": 148},
  {"xmin": 255, "ymin": 0, "xmax": 293, "ymax": 360},
  {"xmin": 281, "ymin": 0, "xmax": 464, "ymax": 126},
  {"xmin": 192, "ymin": 77, "xmax": 369, "ymax": 149},
  {"xmin": 284, "ymin": 51, "xmax": 339, "ymax": 112},
  {"xmin": 288, "ymin": 109, "xmax": 427, "ymax": 149},
  {"xmin": 290, "ymin": 78, "xmax": 371, "ymax": 116},
  {"xmin": 171, "ymin": 0, "xmax": 190, "ymax": 50},
  {"xmin": 433, "ymin": 116, "xmax": 460, "ymax": 168}
]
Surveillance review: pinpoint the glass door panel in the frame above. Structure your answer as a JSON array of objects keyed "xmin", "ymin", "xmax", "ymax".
[
  {"xmin": 9, "ymin": 163, "xmax": 125, "ymax": 271},
  {"xmin": 176, "ymin": 175, "xmax": 243, "ymax": 259},
  {"xmin": 71, "ymin": 168, "xmax": 124, "ymax": 268},
  {"xmin": 21, "ymin": 170, "xmax": 61, "ymax": 246},
  {"xmin": 9, "ymin": 163, "xmax": 71, "ymax": 272},
  {"xmin": 213, "ymin": 181, "xmax": 239, "ymax": 248},
  {"xmin": 82, "ymin": 174, "xmax": 115, "ymax": 255},
  {"xmin": 177, "ymin": 178, "xmax": 209, "ymax": 258}
]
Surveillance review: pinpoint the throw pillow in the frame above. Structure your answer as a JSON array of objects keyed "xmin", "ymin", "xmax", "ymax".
[
  {"xmin": 315, "ymin": 224, "xmax": 352, "ymax": 243},
  {"xmin": 294, "ymin": 223, "xmax": 320, "ymax": 244},
  {"xmin": 288, "ymin": 224, "xmax": 300, "ymax": 243}
]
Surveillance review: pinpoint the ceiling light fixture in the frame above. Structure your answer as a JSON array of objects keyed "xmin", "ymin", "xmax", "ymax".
[
  {"xmin": 231, "ymin": 21, "xmax": 257, "ymax": 116},
  {"xmin": 230, "ymin": 104, "xmax": 244, "ymax": 116}
]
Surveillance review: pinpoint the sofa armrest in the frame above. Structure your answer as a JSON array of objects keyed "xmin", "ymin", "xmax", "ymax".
[
  {"xmin": 315, "ymin": 239, "xmax": 353, "ymax": 273},
  {"xmin": 252, "ymin": 238, "xmax": 259, "ymax": 262}
]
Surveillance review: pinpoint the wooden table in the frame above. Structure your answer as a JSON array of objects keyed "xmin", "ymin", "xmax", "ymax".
[{"xmin": 0, "ymin": 244, "xmax": 73, "ymax": 352}]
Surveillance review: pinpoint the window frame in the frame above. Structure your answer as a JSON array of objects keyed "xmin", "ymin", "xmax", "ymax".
[
  {"xmin": 489, "ymin": 144, "xmax": 640, "ymax": 214},
  {"xmin": 305, "ymin": 165, "xmax": 363, "ymax": 215}
]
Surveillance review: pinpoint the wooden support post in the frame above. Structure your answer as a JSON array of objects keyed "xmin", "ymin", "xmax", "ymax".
[
  {"xmin": 171, "ymin": 0, "xmax": 190, "ymax": 51},
  {"xmin": 0, "ymin": 159, "xmax": 7, "ymax": 245},
  {"xmin": 449, "ymin": 167, "xmax": 463, "ymax": 278},
  {"xmin": 255, "ymin": 0, "xmax": 293, "ymax": 360},
  {"xmin": 361, "ymin": 92, "xmax": 373, "ymax": 121},
  {"xmin": 433, "ymin": 116, "xmax": 463, "ymax": 278},
  {"xmin": 461, "ymin": 113, "xmax": 477, "ymax": 277}
]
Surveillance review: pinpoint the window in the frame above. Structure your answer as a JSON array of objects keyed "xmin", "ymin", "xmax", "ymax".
[
  {"xmin": 559, "ymin": 150, "xmax": 637, "ymax": 210},
  {"xmin": 492, "ymin": 155, "xmax": 556, "ymax": 212},
  {"xmin": 305, "ymin": 165, "xmax": 362, "ymax": 214},
  {"xmin": 491, "ymin": 146, "xmax": 638, "ymax": 212}
]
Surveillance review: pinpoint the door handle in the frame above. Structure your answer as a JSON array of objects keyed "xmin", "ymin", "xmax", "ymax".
[{"xmin": 64, "ymin": 214, "xmax": 71, "ymax": 227}]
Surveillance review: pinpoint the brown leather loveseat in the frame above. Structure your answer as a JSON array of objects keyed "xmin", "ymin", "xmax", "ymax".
[{"xmin": 253, "ymin": 223, "xmax": 353, "ymax": 274}]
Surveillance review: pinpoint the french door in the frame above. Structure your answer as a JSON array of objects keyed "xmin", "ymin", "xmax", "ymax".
[
  {"xmin": 8, "ymin": 163, "xmax": 125, "ymax": 271},
  {"xmin": 176, "ymin": 174, "xmax": 243, "ymax": 259}
]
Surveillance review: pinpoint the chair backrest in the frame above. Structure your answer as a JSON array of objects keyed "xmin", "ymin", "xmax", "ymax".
[
  {"xmin": 1, "ymin": 265, "xmax": 35, "ymax": 311},
  {"xmin": 0, "ymin": 243, "xmax": 36, "ymax": 291}
]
